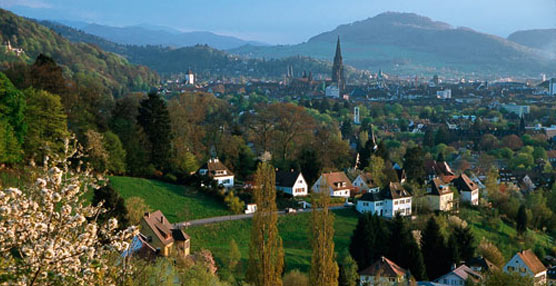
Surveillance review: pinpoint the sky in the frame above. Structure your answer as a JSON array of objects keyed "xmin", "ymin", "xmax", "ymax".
[{"xmin": 1, "ymin": 0, "xmax": 555, "ymax": 44}]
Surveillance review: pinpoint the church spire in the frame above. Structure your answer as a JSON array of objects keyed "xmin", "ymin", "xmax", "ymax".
[{"xmin": 332, "ymin": 36, "xmax": 345, "ymax": 92}]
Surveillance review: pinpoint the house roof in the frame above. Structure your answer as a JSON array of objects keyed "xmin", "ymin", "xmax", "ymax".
[
  {"xmin": 357, "ymin": 172, "xmax": 378, "ymax": 188},
  {"xmin": 516, "ymin": 249, "xmax": 546, "ymax": 275},
  {"xmin": 466, "ymin": 257, "xmax": 499, "ymax": 272},
  {"xmin": 276, "ymin": 170, "xmax": 302, "ymax": 188},
  {"xmin": 429, "ymin": 177, "xmax": 453, "ymax": 196},
  {"xmin": 435, "ymin": 265, "xmax": 481, "ymax": 283},
  {"xmin": 359, "ymin": 191, "xmax": 382, "ymax": 202},
  {"xmin": 319, "ymin": 172, "xmax": 353, "ymax": 191},
  {"xmin": 200, "ymin": 158, "xmax": 233, "ymax": 178},
  {"xmin": 141, "ymin": 210, "xmax": 189, "ymax": 247},
  {"xmin": 359, "ymin": 256, "xmax": 407, "ymax": 278},
  {"xmin": 454, "ymin": 173, "xmax": 479, "ymax": 193},
  {"xmin": 424, "ymin": 160, "xmax": 455, "ymax": 177},
  {"xmin": 381, "ymin": 182, "xmax": 412, "ymax": 200}
]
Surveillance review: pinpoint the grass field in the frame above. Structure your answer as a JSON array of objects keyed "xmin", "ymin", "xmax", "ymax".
[
  {"xmin": 186, "ymin": 208, "xmax": 359, "ymax": 275},
  {"xmin": 109, "ymin": 176, "xmax": 232, "ymax": 222},
  {"xmin": 460, "ymin": 207, "xmax": 554, "ymax": 259}
]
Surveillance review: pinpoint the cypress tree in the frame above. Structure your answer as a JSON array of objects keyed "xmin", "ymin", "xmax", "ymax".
[
  {"xmin": 309, "ymin": 182, "xmax": 339, "ymax": 286},
  {"xmin": 447, "ymin": 233, "xmax": 460, "ymax": 266},
  {"xmin": 387, "ymin": 215, "xmax": 427, "ymax": 280},
  {"xmin": 137, "ymin": 92, "xmax": 173, "ymax": 170},
  {"xmin": 349, "ymin": 213, "xmax": 389, "ymax": 270},
  {"xmin": 516, "ymin": 205, "xmax": 528, "ymax": 235},
  {"xmin": 421, "ymin": 216, "xmax": 450, "ymax": 280},
  {"xmin": 246, "ymin": 162, "xmax": 284, "ymax": 286},
  {"xmin": 453, "ymin": 225, "xmax": 475, "ymax": 262}
]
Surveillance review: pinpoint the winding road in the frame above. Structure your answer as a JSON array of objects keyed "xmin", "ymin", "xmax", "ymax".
[{"xmin": 173, "ymin": 206, "xmax": 349, "ymax": 229}]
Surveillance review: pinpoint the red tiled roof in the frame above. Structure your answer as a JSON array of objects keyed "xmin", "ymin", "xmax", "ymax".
[
  {"xmin": 360, "ymin": 256, "xmax": 407, "ymax": 278},
  {"xmin": 517, "ymin": 249, "xmax": 546, "ymax": 275}
]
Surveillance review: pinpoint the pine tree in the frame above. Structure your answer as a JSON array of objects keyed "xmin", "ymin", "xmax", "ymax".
[
  {"xmin": 423, "ymin": 128, "xmax": 435, "ymax": 147},
  {"xmin": 387, "ymin": 215, "xmax": 427, "ymax": 280},
  {"xmin": 516, "ymin": 205, "xmax": 528, "ymax": 235},
  {"xmin": 247, "ymin": 162, "xmax": 284, "ymax": 286},
  {"xmin": 137, "ymin": 92, "xmax": 173, "ymax": 170},
  {"xmin": 92, "ymin": 185, "xmax": 130, "ymax": 229},
  {"xmin": 338, "ymin": 254, "xmax": 358, "ymax": 286},
  {"xmin": 403, "ymin": 146, "xmax": 425, "ymax": 184},
  {"xmin": 447, "ymin": 233, "xmax": 460, "ymax": 266},
  {"xmin": 309, "ymin": 182, "xmax": 339, "ymax": 286},
  {"xmin": 421, "ymin": 216, "xmax": 450, "ymax": 280},
  {"xmin": 365, "ymin": 155, "xmax": 386, "ymax": 188},
  {"xmin": 349, "ymin": 213, "xmax": 388, "ymax": 270},
  {"xmin": 453, "ymin": 225, "xmax": 475, "ymax": 262}
]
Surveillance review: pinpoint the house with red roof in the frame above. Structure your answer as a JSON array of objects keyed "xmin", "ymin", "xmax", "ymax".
[
  {"xmin": 504, "ymin": 249, "xmax": 547, "ymax": 285},
  {"xmin": 359, "ymin": 256, "xmax": 412, "ymax": 286}
]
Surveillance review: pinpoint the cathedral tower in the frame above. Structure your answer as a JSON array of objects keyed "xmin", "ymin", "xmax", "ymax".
[{"xmin": 332, "ymin": 36, "xmax": 346, "ymax": 92}]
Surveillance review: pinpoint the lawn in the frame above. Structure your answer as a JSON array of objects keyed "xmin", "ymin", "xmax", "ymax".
[
  {"xmin": 109, "ymin": 176, "xmax": 232, "ymax": 223},
  {"xmin": 186, "ymin": 208, "xmax": 359, "ymax": 275},
  {"xmin": 459, "ymin": 207, "xmax": 554, "ymax": 260}
]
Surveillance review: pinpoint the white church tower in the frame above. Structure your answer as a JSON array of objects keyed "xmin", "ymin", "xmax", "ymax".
[{"xmin": 185, "ymin": 68, "xmax": 195, "ymax": 85}]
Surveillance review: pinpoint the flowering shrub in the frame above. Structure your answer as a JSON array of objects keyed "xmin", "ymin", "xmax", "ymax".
[{"xmin": 0, "ymin": 140, "xmax": 138, "ymax": 286}]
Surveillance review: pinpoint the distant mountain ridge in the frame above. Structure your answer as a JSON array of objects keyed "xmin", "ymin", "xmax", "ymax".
[
  {"xmin": 232, "ymin": 12, "xmax": 556, "ymax": 77},
  {"xmin": 507, "ymin": 29, "xmax": 556, "ymax": 57},
  {"xmin": 59, "ymin": 21, "xmax": 268, "ymax": 50},
  {"xmin": 39, "ymin": 20, "xmax": 361, "ymax": 80}
]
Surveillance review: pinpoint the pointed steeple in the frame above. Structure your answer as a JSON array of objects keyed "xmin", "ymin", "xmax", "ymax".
[{"xmin": 332, "ymin": 36, "xmax": 345, "ymax": 92}]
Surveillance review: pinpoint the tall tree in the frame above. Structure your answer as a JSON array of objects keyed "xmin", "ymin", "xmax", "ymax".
[
  {"xmin": 403, "ymin": 146, "xmax": 425, "ymax": 184},
  {"xmin": 423, "ymin": 128, "xmax": 435, "ymax": 147},
  {"xmin": 365, "ymin": 155, "xmax": 386, "ymax": 188},
  {"xmin": 137, "ymin": 92, "xmax": 173, "ymax": 170},
  {"xmin": 309, "ymin": 182, "xmax": 339, "ymax": 286},
  {"xmin": 91, "ymin": 185, "xmax": 130, "ymax": 229},
  {"xmin": 227, "ymin": 239, "xmax": 241, "ymax": 273},
  {"xmin": 22, "ymin": 89, "xmax": 68, "ymax": 161},
  {"xmin": 338, "ymin": 254, "xmax": 358, "ymax": 286},
  {"xmin": 516, "ymin": 205, "xmax": 528, "ymax": 235},
  {"xmin": 0, "ymin": 72, "xmax": 26, "ymax": 146},
  {"xmin": 247, "ymin": 162, "xmax": 284, "ymax": 286},
  {"xmin": 421, "ymin": 216, "xmax": 450, "ymax": 280},
  {"xmin": 349, "ymin": 214, "xmax": 388, "ymax": 270},
  {"xmin": 298, "ymin": 147, "xmax": 323, "ymax": 186},
  {"xmin": 453, "ymin": 225, "xmax": 475, "ymax": 262},
  {"xmin": 387, "ymin": 215, "xmax": 427, "ymax": 280}
]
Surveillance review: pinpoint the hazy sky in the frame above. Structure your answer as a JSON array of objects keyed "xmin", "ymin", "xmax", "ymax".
[{"xmin": 2, "ymin": 0, "xmax": 555, "ymax": 44}]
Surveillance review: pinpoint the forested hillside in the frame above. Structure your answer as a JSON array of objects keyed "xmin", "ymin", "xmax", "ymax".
[
  {"xmin": 39, "ymin": 20, "xmax": 363, "ymax": 79},
  {"xmin": 0, "ymin": 9, "xmax": 157, "ymax": 96}
]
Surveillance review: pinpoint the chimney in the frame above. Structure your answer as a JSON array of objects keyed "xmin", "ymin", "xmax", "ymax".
[
  {"xmin": 160, "ymin": 217, "xmax": 164, "ymax": 223},
  {"xmin": 144, "ymin": 212, "xmax": 150, "ymax": 218},
  {"xmin": 451, "ymin": 263, "xmax": 457, "ymax": 271}
]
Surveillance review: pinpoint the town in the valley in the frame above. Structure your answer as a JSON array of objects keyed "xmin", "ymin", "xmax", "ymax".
[{"xmin": 0, "ymin": 2, "xmax": 555, "ymax": 286}]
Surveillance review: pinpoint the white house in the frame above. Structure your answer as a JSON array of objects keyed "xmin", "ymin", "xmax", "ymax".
[
  {"xmin": 352, "ymin": 172, "xmax": 380, "ymax": 193},
  {"xmin": 436, "ymin": 89, "xmax": 452, "ymax": 99},
  {"xmin": 504, "ymin": 249, "xmax": 547, "ymax": 285},
  {"xmin": 434, "ymin": 265, "xmax": 481, "ymax": 286},
  {"xmin": 325, "ymin": 84, "xmax": 340, "ymax": 98},
  {"xmin": 453, "ymin": 173, "xmax": 480, "ymax": 206},
  {"xmin": 198, "ymin": 158, "xmax": 234, "ymax": 188},
  {"xmin": 312, "ymin": 172, "xmax": 353, "ymax": 198},
  {"xmin": 276, "ymin": 170, "xmax": 308, "ymax": 197},
  {"xmin": 356, "ymin": 182, "xmax": 412, "ymax": 218}
]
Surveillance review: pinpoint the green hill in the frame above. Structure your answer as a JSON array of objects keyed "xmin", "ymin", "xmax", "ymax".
[{"xmin": 0, "ymin": 9, "xmax": 158, "ymax": 96}]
